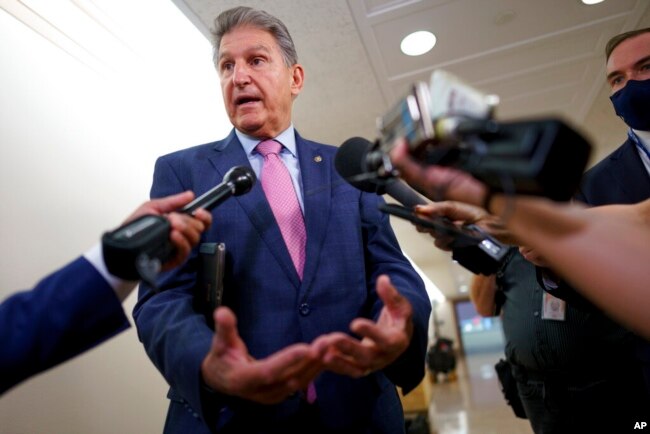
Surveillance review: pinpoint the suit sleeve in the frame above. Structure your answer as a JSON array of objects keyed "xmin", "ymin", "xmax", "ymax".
[
  {"xmin": 132, "ymin": 155, "xmax": 223, "ymax": 427},
  {"xmin": 0, "ymin": 257, "xmax": 129, "ymax": 394},
  {"xmin": 359, "ymin": 191, "xmax": 432, "ymax": 393}
]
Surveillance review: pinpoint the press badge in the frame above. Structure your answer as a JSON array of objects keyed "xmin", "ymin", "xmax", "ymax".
[{"xmin": 542, "ymin": 292, "xmax": 566, "ymax": 321}]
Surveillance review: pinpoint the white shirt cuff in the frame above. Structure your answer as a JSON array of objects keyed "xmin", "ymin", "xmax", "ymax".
[{"xmin": 83, "ymin": 243, "xmax": 139, "ymax": 302}]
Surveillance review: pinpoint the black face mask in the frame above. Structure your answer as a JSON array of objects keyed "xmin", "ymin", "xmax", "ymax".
[{"xmin": 610, "ymin": 78, "xmax": 650, "ymax": 131}]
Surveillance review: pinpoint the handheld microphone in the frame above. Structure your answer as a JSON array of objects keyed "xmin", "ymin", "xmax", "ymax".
[
  {"xmin": 335, "ymin": 136, "xmax": 424, "ymax": 207},
  {"xmin": 335, "ymin": 137, "xmax": 508, "ymax": 275},
  {"xmin": 102, "ymin": 166, "xmax": 256, "ymax": 287},
  {"xmin": 181, "ymin": 166, "xmax": 256, "ymax": 213}
]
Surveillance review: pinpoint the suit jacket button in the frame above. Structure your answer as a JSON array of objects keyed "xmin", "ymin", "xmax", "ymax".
[{"xmin": 299, "ymin": 303, "xmax": 311, "ymax": 316}]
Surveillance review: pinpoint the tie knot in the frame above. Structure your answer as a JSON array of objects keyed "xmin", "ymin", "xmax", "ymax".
[{"xmin": 256, "ymin": 140, "xmax": 283, "ymax": 157}]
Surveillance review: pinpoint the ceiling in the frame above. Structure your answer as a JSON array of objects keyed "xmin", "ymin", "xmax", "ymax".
[{"xmin": 172, "ymin": 0, "xmax": 650, "ymax": 298}]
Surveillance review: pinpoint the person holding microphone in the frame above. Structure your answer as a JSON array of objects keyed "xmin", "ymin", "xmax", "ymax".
[{"xmin": 0, "ymin": 191, "xmax": 212, "ymax": 395}]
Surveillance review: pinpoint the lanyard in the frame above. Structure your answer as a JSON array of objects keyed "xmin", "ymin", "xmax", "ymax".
[{"xmin": 627, "ymin": 130, "xmax": 650, "ymax": 161}]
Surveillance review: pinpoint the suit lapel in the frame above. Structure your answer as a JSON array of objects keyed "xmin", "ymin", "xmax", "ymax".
[
  {"xmin": 297, "ymin": 133, "xmax": 331, "ymax": 294},
  {"xmin": 208, "ymin": 130, "xmax": 302, "ymax": 289},
  {"xmin": 608, "ymin": 139, "xmax": 650, "ymax": 202}
]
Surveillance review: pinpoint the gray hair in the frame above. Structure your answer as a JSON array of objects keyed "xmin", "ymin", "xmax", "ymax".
[{"xmin": 211, "ymin": 6, "xmax": 298, "ymax": 67}]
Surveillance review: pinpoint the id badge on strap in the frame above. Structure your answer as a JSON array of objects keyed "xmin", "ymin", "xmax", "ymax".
[{"xmin": 542, "ymin": 292, "xmax": 566, "ymax": 321}]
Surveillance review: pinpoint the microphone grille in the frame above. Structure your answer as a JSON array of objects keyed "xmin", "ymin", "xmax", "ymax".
[
  {"xmin": 226, "ymin": 166, "xmax": 257, "ymax": 195},
  {"xmin": 334, "ymin": 137, "xmax": 378, "ymax": 193}
]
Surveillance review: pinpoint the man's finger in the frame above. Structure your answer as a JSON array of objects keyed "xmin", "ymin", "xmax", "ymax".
[
  {"xmin": 164, "ymin": 230, "xmax": 191, "ymax": 269},
  {"xmin": 350, "ymin": 318, "xmax": 394, "ymax": 347},
  {"xmin": 254, "ymin": 343, "xmax": 314, "ymax": 383},
  {"xmin": 151, "ymin": 191, "xmax": 195, "ymax": 214},
  {"xmin": 316, "ymin": 334, "xmax": 367, "ymax": 364},
  {"xmin": 376, "ymin": 275, "xmax": 411, "ymax": 318},
  {"xmin": 167, "ymin": 215, "xmax": 195, "ymax": 245},
  {"xmin": 288, "ymin": 354, "xmax": 324, "ymax": 391},
  {"xmin": 213, "ymin": 307, "xmax": 242, "ymax": 355},
  {"xmin": 330, "ymin": 336, "xmax": 375, "ymax": 363},
  {"xmin": 322, "ymin": 349, "xmax": 368, "ymax": 377},
  {"xmin": 192, "ymin": 208, "xmax": 213, "ymax": 228}
]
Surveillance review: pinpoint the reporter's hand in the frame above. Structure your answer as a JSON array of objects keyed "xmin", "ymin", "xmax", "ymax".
[
  {"xmin": 201, "ymin": 307, "xmax": 324, "ymax": 405},
  {"xmin": 414, "ymin": 201, "xmax": 515, "ymax": 246},
  {"xmin": 123, "ymin": 191, "xmax": 213, "ymax": 270},
  {"xmin": 388, "ymin": 139, "xmax": 526, "ymax": 244},
  {"xmin": 413, "ymin": 201, "xmax": 490, "ymax": 250},
  {"xmin": 519, "ymin": 245, "xmax": 551, "ymax": 268},
  {"xmin": 313, "ymin": 275, "xmax": 413, "ymax": 378},
  {"xmin": 389, "ymin": 138, "xmax": 489, "ymax": 207}
]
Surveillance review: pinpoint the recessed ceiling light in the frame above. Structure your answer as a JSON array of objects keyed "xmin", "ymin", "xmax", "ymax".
[
  {"xmin": 400, "ymin": 31, "xmax": 436, "ymax": 56},
  {"xmin": 581, "ymin": 0, "xmax": 605, "ymax": 5}
]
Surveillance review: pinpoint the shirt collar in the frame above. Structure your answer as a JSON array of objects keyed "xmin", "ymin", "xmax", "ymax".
[
  {"xmin": 632, "ymin": 128, "xmax": 650, "ymax": 148},
  {"xmin": 235, "ymin": 125, "xmax": 297, "ymax": 157}
]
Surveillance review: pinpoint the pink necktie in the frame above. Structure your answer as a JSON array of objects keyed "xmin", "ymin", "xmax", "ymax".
[
  {"xmin": 256, "ymin": 140, "xmax": 306, "ymax": 279},
  {"xmin": 256, "ymin": 140, "xmax": 315, "ymax": 403}
]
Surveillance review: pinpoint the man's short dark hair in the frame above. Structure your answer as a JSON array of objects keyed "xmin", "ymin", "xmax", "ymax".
[
  {"xmin": 605, "ymin": 28, "xmax": 650, "ymax": 62},
  {"xmin": 211, "ymin": 6, "xmax": 298, "ymax": 68}
]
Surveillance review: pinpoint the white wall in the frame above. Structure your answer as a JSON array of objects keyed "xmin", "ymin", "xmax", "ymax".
[{"xmin": 0, "ymin": 2, "xmax": 230, "ymax": 432}]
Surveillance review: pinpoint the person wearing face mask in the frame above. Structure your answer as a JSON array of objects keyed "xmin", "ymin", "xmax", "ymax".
[
  {"xmin": 562, "ymin": 27, "xmax": 650, "ymax": 393},
  {"xmin": 391, "ymin": 28, "xmax": 650, "ymax": 433},
  {"xmin": 579, "ymin": 28, "xmax": 650, "ymax": 204},
  {"xmin": 516, "ymin": 27, "xmax": 650, "ymax": 430}
]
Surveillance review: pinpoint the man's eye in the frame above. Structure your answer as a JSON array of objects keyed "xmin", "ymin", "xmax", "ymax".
[
  {"xmin": 221, "ymin": 63, "xmax": 234, "ymax": 72},
  {"xmin": 252, "ymin": 58, "xmax": 264, "ymax": 66}
]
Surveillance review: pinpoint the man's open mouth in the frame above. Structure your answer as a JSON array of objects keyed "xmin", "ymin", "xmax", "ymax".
[{"xmin": 235, "ymin": 96, "xmax": 261, "ymax": 105}]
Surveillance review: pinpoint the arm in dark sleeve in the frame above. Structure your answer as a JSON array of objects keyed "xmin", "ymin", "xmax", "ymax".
[
  {"xmin": 0, "ymin": 257, "xmax": 129, "ymax": 394},
  {"xmin": 359, "ymin": 192, "xmax": 432, "ymax": 394}
]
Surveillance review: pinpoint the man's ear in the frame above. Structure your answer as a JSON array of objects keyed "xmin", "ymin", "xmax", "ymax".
[{"xmin": 290, "ymin": 64, "xmax": 305, "ymax": 98}]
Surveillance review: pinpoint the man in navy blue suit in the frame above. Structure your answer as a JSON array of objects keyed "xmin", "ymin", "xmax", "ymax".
[
  {"xmin": 525, "ymin": 27, "xmax": 650, "ymax": 406},
  {"xmin": 572, "ymin": 26, "xmax": 650, "ymax": 403},
  {"xmin": 576, "ymin": 27, "xmax": 650, "ymax": 205},
  {"xmin": 133, "ymin": 6, "xmax": 431, "ymax": 434},
  {"xmin": 0, "ymin": 191, "xmax": 211, "ymax": 395}
]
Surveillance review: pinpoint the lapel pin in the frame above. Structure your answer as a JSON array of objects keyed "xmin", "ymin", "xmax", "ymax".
[{"xmin": 314, "ymin": 155, "xmax": 322, "ymax": 163}]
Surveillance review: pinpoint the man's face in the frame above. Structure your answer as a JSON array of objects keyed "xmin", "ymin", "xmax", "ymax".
[
  {"xmin": 606, "ymin": 32, "xmax": 650, "ymax": 94},
  {"xmin": 217, "ymin": 25, "xmax": 304, "ymax": 139}
]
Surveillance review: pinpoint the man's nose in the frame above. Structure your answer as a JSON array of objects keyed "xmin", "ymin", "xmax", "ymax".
[{"xmin": 233, "ymin": 64, "xmax": 251, "ymax": 86}]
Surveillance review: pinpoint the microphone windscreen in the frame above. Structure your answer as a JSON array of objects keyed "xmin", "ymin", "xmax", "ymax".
[
  {"xmin": 226, "ymin": 166, "xmax": 256, "ymax": 195},
  {"xmin": 334, "ymin": 137, "xmax": 378, "ymax": 192}
]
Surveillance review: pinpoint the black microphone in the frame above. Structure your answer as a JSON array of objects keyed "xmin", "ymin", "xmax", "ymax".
[
  {"xmin": 335, "ymin": 137, "xmax": 425, "ymax": 207},
  {"xmin": 181, "ymin": 166, "xmax": 256, "ymax": 213},
  {"xmin": 102, "ymin": 166, "xmax": 256, "ymax": 287},
  {"xmin": 334, "ymin": 136, "xmax": 377, "ymax": 191},
  {"xmin": 335, "ymin": 139, "xmax": 507, "ymax": 275}
]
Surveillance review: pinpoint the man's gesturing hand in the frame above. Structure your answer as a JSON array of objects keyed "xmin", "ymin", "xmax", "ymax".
[
  {"xmin": 314, "ymin": 275, "xmax": 413, "ymax": 377},
  {"xmin": 201, "ymin": 307, "xmax": 323, "ymax": 405}
]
